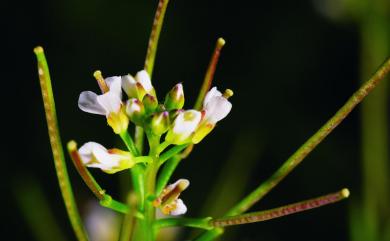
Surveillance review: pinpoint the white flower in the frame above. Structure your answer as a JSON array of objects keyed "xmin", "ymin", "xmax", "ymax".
[
  {"xmin": 122, "ymin": 70, "xmax": 155, "ymax": 99},
  {"xmin": 78, "ymin": 76, "xmax": 122, "ymax": 116},
  {"xmin": 203, "ymin": 87, "xmax": 232, "ymax": 124},
  {"xmin": 192, "ymin": 87, "xmax": 232, "ymax": 144},
  {"xmin": 153, "ymin": 179, "xmax": 189, "ymax": 216},
  {"xmin": 165, "ymin": 110, "xmax": 202, "ymax": 144},
  {"xmin": 78, "ymin": 142, "xmax": 134, "ymax": 174}
]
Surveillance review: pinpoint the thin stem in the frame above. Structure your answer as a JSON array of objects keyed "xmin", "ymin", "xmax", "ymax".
[
  {"xmin": 119, "ymin": 132, "xmax": 145, "ymax": 212},
  {"xmin": 34, "ymin": 46, "xmax": 89, "ymax": 241},
  {"xmin": 120, "ymin": 131, "xmax": 139, "ymax": 156},
  {"xmin": 157, "ymin": 141, "xmax": 170, "ymax": 154},
  {"xmin": 196, "ymin": 57, "xmax": 390, "ymax": 240},
  {"xmin": 155, "ymin": 155, "xmax": 181, "ymax": 197},
  {"xmin": 154, "ymin": 217, "xmax": 213, "ymax": 230},
  {"xmin": 194, "ymin": 38, "xmax": 226, "ymax": 110},
  {"xmin": 67, "ymin": 141, "xmax": 130, "ymax": 214},
  {"xmin": 135, "ymin": 126, "xmax": 145, "ymax": 155},
  {"xmin": 144, "ymin": 0, "xmax": 170, "ymax": 78},
  {"xmin": 159, "ymin": 144, "xmax": 188, "ymax": 164},
  {"xmin": 211, "ymin": 189, "xmax": 350, "ymax": 227}
]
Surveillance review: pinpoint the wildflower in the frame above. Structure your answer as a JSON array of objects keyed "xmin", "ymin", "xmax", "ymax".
[
  {"xmin": 122, "ymin": 70, "xmax": 156, "ymax": 100},
  {"xmin": 192, "ymin": 87, "xmax": 232, "ymax": 143},
  {"xmin": 153, "ymin": 179, "xmax": 189, "ymax": 216},
  {"xmin": 78, "ymin": 142, "xmax": 136, "ymax": 174},
  {"xmin": 165, "ymin": 110, "xmax": 202, "ymax": 145},
  {"xmin": 78, "ymin": 76, "xmax": 128, "ymax": 134}
]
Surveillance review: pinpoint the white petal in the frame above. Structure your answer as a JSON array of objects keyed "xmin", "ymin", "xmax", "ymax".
[
  {"xmin": 78, "ymin": 91, "xmax": 106, "ymax": 115},
  {"xmin": 204, "ymin": 96, "xmax": 232, "ymax": 123},
  {"xmin": 96, "ymin": 91, "xmax": 122, "ymax": 116},
  {"xmin": 105, "ymin": 76, "xmax": 122, "ymax": 99},
  {"xmin": 203, "ymin": 87, "xmax": 222, "ymax": 107},
  {"xmin": 136, "ymin": 70, "xmax": 153, "ymax": 92},
  {"xmin": 78, "ymin": 142, "xmax": 107, "ymax": 164},
  {"xmin": 173, "ymin": 110, "xmax": 202, "ymax": 137},
  {"xmin": 92, "ymin": 147, "xmax": 122, "ymax": 170},
  {"xmin": 170, "ymin": 199, "xmax": 187, "ymax": 216},
  {"xmin": 121, "ymin": 74, "xmax": 137, "ymax": 98}
]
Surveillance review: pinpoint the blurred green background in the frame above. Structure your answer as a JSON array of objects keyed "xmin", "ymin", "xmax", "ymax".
[{"xmin": 3, "ymin": 0, "xmax": 389, "ymax": 240}]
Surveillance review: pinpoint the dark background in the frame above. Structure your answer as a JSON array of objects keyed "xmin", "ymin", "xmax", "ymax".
[{"xmin": 3, "ymin": 0, "xmax": 385, "ymax": 240}]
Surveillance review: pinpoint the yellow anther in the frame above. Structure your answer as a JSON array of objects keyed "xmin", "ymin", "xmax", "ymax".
[{"xmin": 93, "ymin": 70, "xmax": 109, "ymax": 93}]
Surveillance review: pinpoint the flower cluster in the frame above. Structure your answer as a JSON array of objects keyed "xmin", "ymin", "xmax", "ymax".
[{"xmin": 77, "ymin": 70, "xmax": 232, "ymax": 174}]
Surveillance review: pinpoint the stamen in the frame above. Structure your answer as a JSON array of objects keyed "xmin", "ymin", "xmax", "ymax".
[
  {"xmin": 223, "ymin": 89, "xmax": 234, "ymax": 99},
  {"xmin": 93, "ymin": 70, "xmax": 109, "ymax": 93}
]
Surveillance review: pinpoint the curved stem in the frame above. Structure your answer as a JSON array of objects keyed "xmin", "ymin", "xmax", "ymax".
[
  {"xmin": 34, "ymin": 46, "xmax": 89, "ymax": 241},
  {"xmin": 159, "ymin": 144, "xmax": 188, "ymax": 164},
  {"xmin": 155, "ymin": 155, "xmax": 181, "ymax": 196}
]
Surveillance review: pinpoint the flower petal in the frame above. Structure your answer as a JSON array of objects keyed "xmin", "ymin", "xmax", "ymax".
[
  {"xmin": 203, "ymin": 87, "xmax": 222, "ymax": 107},
  {"xmin": 78, "ymin": 142, "xmax": 108, "ymax": 164},
  {"xmin": 105, "ymin": 76, "xmax": 122, "ymax": 99},
  {"xmin": 166, "ymin": 110, "xmax": 202, "ymax": 144},
  {"xmin": 96, "ymin": 91, "xmax": 122, "ymax": 116},
  {"xmin": 78, "ymin": 91, "xmax": 107, "ymax": 115},
  {"xmin": 135, "ymin": 70, "xmax": 153, "ymax": 93},
  {"xmin": 121, "ymin": 74, "xmax": 138, "ymax": 98},
  {"xmin": 204, "ymin": 96, "xmax": 232, "ymax": 123},
  {"xmin": 170, "ymin": 199, "xmax": 187, "ymax": 216},
  {"xmin": 92, "ymin": 146, "xmax": 122, "ymax": 170}
]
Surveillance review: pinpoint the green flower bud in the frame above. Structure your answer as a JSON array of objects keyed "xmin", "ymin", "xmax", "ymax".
[
  {"xmin": 150, "ymin": 111, "xmax": 170, "ymax": 136},
  {"xmin": 126, "ymin": 98, "xmax": 145, "ymax": 125},
  {"xmin": 164, "ymin": 83, "xmax": 185, "ymax": 111},
  {"xmin": 142, "ymin": 93, "xmax": 158, "ymax": 114}
]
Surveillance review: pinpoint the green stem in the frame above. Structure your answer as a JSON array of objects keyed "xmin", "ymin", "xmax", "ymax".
[
  {"xmin": 135, "ymin": 126, "xmax": 145, "ymax": 155},
  {"xmin": 154, "ymin": 217, "xmax": 213, "ymax": 231},
  {"xmin": 196, "ymin": 56, "xmax": 390, "ymax": 240},
  {"xmin": 159, "ymin": 144, "xmax": 188, "ymax": 164},
  {"xmin": 155, "ymin": 155, "xmax": 182, "ymax": 196},
  {"xmin": 144, "ymin": 0, "xmax": 170, "ymax": 78},
  {"xmin": 120, "ymin": 131, "xmax": 139, "ymax": 156},
  {"xmin": 34, "ymin": 46, "xmax": 89, "ymax": 241},
  {"xmin": 143, "ymin": 133, "xmax": 160, "ymax": 241}
]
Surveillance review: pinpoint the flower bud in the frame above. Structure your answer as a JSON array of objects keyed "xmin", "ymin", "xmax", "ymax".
[
  {"xmin": 165, "ymin": 110, "xmax": 202, "ymax": 145},
  {"xmin": 126, "ymin": 98, "xmax": 145, "ymax": 125},
  {"xmin": 142, "ymin": 94, "xmax": 158, "ymax": 114},
  {"xmin": 164, "ymin": 83, "xmax": 185, "ymax": 111},
  {"xmin": 150, "ymin": 111, "xmax": 170, "ymax": 136},
  {"xmin": 107, "ymin": 108, "xmax": 129, "ymax": 134}
]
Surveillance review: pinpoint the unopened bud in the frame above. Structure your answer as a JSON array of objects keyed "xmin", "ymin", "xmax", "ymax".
[
  {"xmin": 150, "ymin": 111, "xmax": 170, "ymax": 136},
  {"xmin": 107, "ymin": 108, "xmax": 129, "ymax": 134},
  {"xmin": 164, "ymin": 83, "xmax": 185, "ymax": 111},
  {"xmin": 142, "ymin": 94, "xmax": 158, "ymax": 114},
  {"xmin": 126, "ymin": 98, "xmax": 145, "ymax": 125}
]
